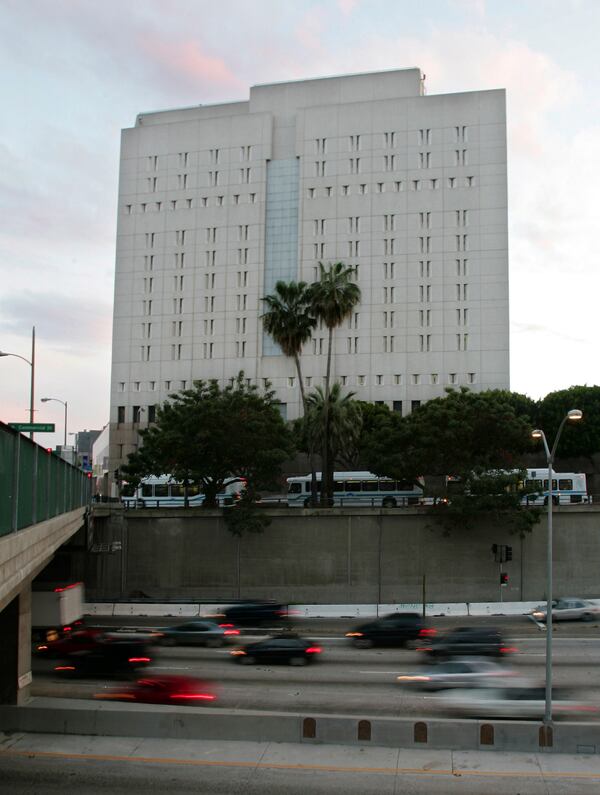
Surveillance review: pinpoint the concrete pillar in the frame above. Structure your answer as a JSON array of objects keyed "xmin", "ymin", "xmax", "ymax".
[{"xmin": 0, "ymin": 585, "xmax": 32, "ymax": 705}]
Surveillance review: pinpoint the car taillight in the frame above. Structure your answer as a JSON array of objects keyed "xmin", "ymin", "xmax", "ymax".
[
  {"xmin": 169, "ymin": 693, "xmax": 216, "ymax": 701},
  {"xmin": 219, "ymin": 623, "xmax": 235, "ymax": 628},
  {"xmin": 275, "ymin": 610, "xmax": 287, "ymax": 616},
  {"xmin": 55, "ymin": 665, "xmax": 75, "ymax": 671},
  {"xmin": 223, "ymin": 629, "xmax": 240, "ymax": 636},
  {"xmin": 287, "ymin": 609, "xmax": 301, "ymax": 616},
  {"xmin": 305, "ymin": 646, "xmax": 321, "ymax": 654},
  {"xmin": 63, "ymin": 626, "xmax": 72, "ymax": 633},
  {"xmin": 345, "ymin": 632, "xmax": 363, "ymax": 637},
  {"xmin": 128, "ymin": 657, "xmax": 151, "ymax": 663},
  {"xmin": 500, "ymin": 646, "xmax": 517, "ymax": 654},
  {"xmin": 230, "ymin": 649, "xmax": 246, "ymax": 656},
  {"xmin": 419, "ymin": 628, "xmax": 436, "ymax": 637},
  {"xmin": 37, "ymin": 645, "xmax": 48, "ymax": 651}
]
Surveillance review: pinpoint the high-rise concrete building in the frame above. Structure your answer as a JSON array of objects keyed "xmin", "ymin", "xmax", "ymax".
[{"xmin": 109, "ymin": 68, "xmax": 509, "ymax": 471}]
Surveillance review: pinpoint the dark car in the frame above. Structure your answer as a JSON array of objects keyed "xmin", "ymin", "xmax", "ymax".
[
  {"xmin": 54, "ymin": 639, "xmax": 152, "ymax": 677},
  {"xmin": 95, "ymin": 674, "xmax": 217, "ymax": 706},
  {"xmin": 35, "ymin": 628, "xmax": 105, "ymax": 658},
  {"xmin": 346, "ymin": 613, "xmax": 435, "ymax": 648},
  {"xmin": 230, "ymin": 634, "xmax": 322, "ymax": 666},
  {"xmin": 215, "ymin": 601, "xmax": 295, "ymax": 626},
  {"xmin": 157, "ymin": 620, "xmax": 239, "ymax": 647},
  {"xmin": 423, "ymin": 627, "xmax": 516, "ymax": 659}
]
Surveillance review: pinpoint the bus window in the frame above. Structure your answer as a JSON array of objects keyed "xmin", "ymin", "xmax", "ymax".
[
  {"xmin": 334, "ymin": 481, "xmax": 344, "ymax": 492},
  {"xmin": 188, "ymin": 484, "xmax": 200, "ymax": 496},
  {"xmin": 543, "ymin": 479, "xmax": 558, "ymax": 491},
  {"xmin": 558, "ymin": 479, "xmax": 573, "ymax": 490},
  {"xmin": 171, "ymin": 484, "xmax": 185, "ymax": 497},
  {"xmin": 155, "ymin": 484, "xmax": 169, "ymax": 497},
  {"xmin": 141, "ymin": 484, "xmax": 153, "ymax": 497},
  {"xmin": 345, "ymin": 481, "xmax": 360, "ymax": 492},
  {"xmin": 378, "ymin": 480, "xmax": 395, "ymax": 491},
  {"xmin": 398, "ymin": 481, "xmax": 414, "ymax": 492},
  {"xmin": 362, "ymin": 481, "xmax": 379, "ymax": 492},
  {"xmin": 288, "ymin": 482, "xmax": 302, "ymax": 494},
  {"xmin": 526, "ymin": 479, "xmax": 543, "ymax": 491}
]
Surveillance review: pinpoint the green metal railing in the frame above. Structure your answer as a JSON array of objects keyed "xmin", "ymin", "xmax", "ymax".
[{"xmin": 0, "ymin": 422, "xmax": 92, "ymax": 537}]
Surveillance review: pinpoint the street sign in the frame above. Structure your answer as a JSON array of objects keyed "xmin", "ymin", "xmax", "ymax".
[{"xmin": 8, "ymin": 422, "xmax": 55, "ymax": 432}]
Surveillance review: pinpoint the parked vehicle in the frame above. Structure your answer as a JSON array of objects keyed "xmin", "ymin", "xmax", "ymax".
[
  {"xmin": 436, "ymin": 686, "xmax": 597, "ymax": 719},
  {"xmin": 396, "ymin": 658, "xmax": 517, "ymax": 691},
  {"xmin": 31, "ymin": 582, "xmax": 84, "ymax": 643},
  {"xmin": 230, "ymin": 634, "xmax": 322, "ymax": 666},
  {"xmin": 94, "ymin": 674, "xmax": 217, "ymax": 705},
  {"xmin": 346, "ymin": 613, "xmax": 435, "ymax": 649},
  {"xmin": 156, "ymin": 620, "xmax": 239, "ymax": 647},
  {"xmin": 213, "ymin": 601, "xmax": 294, "ymax": 626},
  {"xmin": 287, "ymin": 471, "xmax": 424, "ymax": 508},
  {"xmin": 422, "ymin": 627, "xmax": 516, "ymax": 659},
  {"xmin": 122, "ymin": 475, "xmax": 245, "ymax": 508},
  {"xmin": 532, "ymin": 598, "xmax": 600, "ymax": 622}
]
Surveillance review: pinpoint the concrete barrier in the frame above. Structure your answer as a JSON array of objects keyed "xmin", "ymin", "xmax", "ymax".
[
  {"xmin": 83, "ymin": 600, "xmax": 560, "ymax": 619},
  {"xmin": 1, "ymin": 698, "xmax": 599, "ymax": 754}
]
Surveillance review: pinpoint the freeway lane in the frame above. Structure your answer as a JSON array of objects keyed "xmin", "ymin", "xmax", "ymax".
[{"xmin": 31, "ymin": 638, "xmax": 600, "ymax": 718}]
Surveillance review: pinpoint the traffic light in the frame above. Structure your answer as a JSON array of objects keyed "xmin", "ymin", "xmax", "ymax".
[
  {"xmin": 505, "ymin": 546, "xmax": 513, "ymax": 562},
  {"xmin": 500, "ymin": 572, "xmax": 509, "ymax": 585}
]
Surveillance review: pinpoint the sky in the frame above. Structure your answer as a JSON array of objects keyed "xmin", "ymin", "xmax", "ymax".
[{"xmin": 1, "ymin": 0, "xmax": 599, "ymax": 448}]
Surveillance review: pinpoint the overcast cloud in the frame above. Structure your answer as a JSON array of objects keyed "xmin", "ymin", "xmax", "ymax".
[{"xmin": 1, "ymin": 0, "xmax": 599, "ymax": 447}]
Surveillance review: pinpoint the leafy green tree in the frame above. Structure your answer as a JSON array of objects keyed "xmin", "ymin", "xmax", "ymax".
[
  {"xmin": 362, "ymin": 388, "xmax": 540, "ymax": 534},
  {"xmin": 123, "ymin": 374, "xmax": 294, "ymax": 510},
  {"xmin": 308, "ymin": 262, "xmax": 361, "ymax": 502},
  {"xmin": 537, "ymin": 385, "xmax": 599, "ymax": 458},
  {"xmin": 261, "ymin": 280, "xmax": 319, "ymax": 503}
]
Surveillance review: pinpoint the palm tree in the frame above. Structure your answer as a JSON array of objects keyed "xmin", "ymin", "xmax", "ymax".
[
  {"xmin": 308, "ymin": 262, "xmax": 361, "ymax": 502},
  {"xmin": 261, "ymin": 281, "xmax": 316, "ymax": 410},
  {"xmin": 304, "ymin": 384, "xmax": 362, "ymax": 502},
  {"xmin": 261, "ymin": 280, "xmax": 318, "ymax": 502}
]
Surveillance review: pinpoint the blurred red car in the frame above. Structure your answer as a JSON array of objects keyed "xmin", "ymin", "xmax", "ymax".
[
  {"xmin": 95, "ymin": 674, "xmax": 217, "ymax": 705},
  {"xmin": 35, "ymin": 628, "xmax": 105, "ymax": 657}
]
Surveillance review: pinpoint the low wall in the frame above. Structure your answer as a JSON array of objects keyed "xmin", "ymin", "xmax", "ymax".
[
  {"xmin": 84, "ymin": 506, "xmax": 600, "ymax": 604},
  {"xmin": 1, "ymin": 698, "xmax": 597, "ymax": 754}
]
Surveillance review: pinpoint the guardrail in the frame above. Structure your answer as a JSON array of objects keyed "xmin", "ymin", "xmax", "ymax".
[{"xmin": 0, "ymin": 421, "xmax": 92, "ymax": 537}]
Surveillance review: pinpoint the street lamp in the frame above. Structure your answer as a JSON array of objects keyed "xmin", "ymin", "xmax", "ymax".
[
  {"xmin": 531, "ymin": 408, "xmax": 583, "ymax": 727},
  {"xmin": 41, "ymin": 397, "xmax": 68, "ymax": 447},
  {"xmin": 0, "ymin": 326, "xmax": 36, "ymax": 440}
]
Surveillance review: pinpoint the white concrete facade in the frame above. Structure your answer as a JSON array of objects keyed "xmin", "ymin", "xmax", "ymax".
[{"xmin": 109, "ymin": 68, "xmax": 509, "ymax": 469}]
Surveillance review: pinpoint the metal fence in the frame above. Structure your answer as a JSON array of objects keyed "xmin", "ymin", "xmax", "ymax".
[{"xmin": 0, "ymin": 422, "xmax": 92, "ymax": 537}]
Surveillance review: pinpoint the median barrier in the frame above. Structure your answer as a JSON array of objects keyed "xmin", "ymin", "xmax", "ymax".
[{"xmin": 1, "ymin": 698, "xmax": 599, "ymax": 754}]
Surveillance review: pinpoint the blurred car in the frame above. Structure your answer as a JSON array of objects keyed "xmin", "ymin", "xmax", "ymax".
[
  {"xmin": 94, "ymin": 674, "xmax": 217, "ymax": 705},
  {"xmin": 422, "ymin": 627, "xmax": 516, "ymax": 659},
  {"xmin": 35, "ymin": 628, "xmax": 105, "ymax": 657},
  {"xmin": 156, "ymin": 620, "xmax": 239, "ymax": 647},
  {"xmin": 230, "ymin": 634, "xmax": 322, "ymax": 666},
  {"xmin": 54, "ymin": 639, "xmax": 152, "ymax": 677},
  {"xmin": 532, "ymin": 598, "xmax": 600, "ymax": 622},
  {"xmin": 436, "ymin": 686, "xmax": 598, "ymax": 719},
  {"xmin": 213, "ymin": 601, "xmax": 296, "ymax": 626},
  {"xmin": 345, "ymin": 613, "xmax": 435, "ymax": 649},
  {"xmin": 396, "ymin": 658, "xmax": 517, "ymax": 691}
]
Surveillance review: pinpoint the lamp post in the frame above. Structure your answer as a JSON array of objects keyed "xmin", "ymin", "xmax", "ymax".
[
  {"xmin": 41, "ymin": 397, "xmax": 68, "ymax": 448},
  {"xmin": 532, "ymin": 408, "xmax": 583, "ymax": 727},
  {"xmin": 0, "ymin": 326, "xmax": 36, "ymax": 439}
]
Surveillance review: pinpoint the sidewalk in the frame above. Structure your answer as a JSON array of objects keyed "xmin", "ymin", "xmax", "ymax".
[{"xmin": 1, "ymin": 731, "xmax": 599, "ymax": 794}]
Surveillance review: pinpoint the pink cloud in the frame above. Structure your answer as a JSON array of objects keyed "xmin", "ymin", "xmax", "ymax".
[{"xmin": 138, "ymin": 35, "xmax": 244, "ymax": 94}]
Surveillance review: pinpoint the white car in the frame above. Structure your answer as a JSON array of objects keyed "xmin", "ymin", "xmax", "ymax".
[
  {"xmin": 436, "ymin": 686, "xmax": 596, "ymax": 719},
  {"xmin": 532, "ymin": 598, "xmax": 600, "ymax": 622},
  {"xmin": 396, "ymin": 658, "xmax": 517, "ymax": 691}
]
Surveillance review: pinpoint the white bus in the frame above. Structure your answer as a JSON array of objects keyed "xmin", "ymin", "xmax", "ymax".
[
  {"xmin": 445, "ymin": 469, "xmax": 590, "ymax": 506},
  {"xmin": 122, "ymin": 475, "xmax": 245, "ymax": 508},
  {"xmin": 286, "ymin": 471, "xmax": 424, "ymax": 508},
  {"xmin": 521, "ymin": 469, "xmax": 589, "ymax": 506}
]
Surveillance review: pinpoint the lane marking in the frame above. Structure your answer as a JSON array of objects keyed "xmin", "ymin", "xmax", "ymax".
[{"xmin": 2, "ymin": 748, "xmax": 600, "ymax": 780}]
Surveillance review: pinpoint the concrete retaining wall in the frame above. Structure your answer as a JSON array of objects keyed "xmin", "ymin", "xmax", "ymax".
[
  {"xmin": 85, "ymin": 506, "xmax": 600, "ymax": 604},
  {"xmin": 1, "ymin": 698, "xmax": 598, "ymax": 754}
]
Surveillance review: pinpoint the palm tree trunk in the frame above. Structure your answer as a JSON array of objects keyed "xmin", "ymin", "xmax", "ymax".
[
  {"xmin": 294, "ymin": 353, "xmax": 318, "ymax": 506},
  {"xmin": 321, "ymin": 326, "xmax": 334, "ymax": 506}
]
